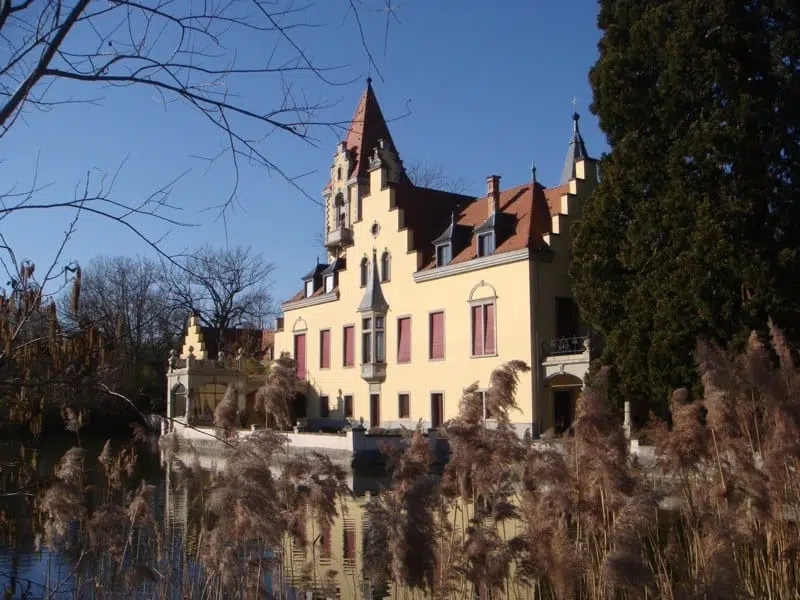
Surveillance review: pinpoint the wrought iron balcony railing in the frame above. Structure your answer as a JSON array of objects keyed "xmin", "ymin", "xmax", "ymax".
[{"xmin": 544, "ymin": 336, "xmax": 589, "ymax": 357}]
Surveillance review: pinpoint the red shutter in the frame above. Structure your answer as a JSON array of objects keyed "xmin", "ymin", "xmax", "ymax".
[
  {"xmin": 430, "ymin": 312, "xmax": 444, "ymax": 359},
  {"xmin": 471, "ymin": 305, "xmax": 483, "ymax": 356},
  {"xmin": 320, "ymin": 330, "xmax": 330, "ymax": 369},
  {"xmin": 344, "ymin": 527, "xmax": 356, "ymax": 561},
  {"xmin": 484, "ymin": 302, "xmax": 496, "ymax": 354},
  {"xmin": 343, "ymin": 326, "xmax": 354, "ymax": 366},
  {"xmin": 397, "ymin": 317, "xmax": 411, "ymax": 362},
  {"xmin": 294, "ymin": 333, "xmax": 306, "ymax": 379}
]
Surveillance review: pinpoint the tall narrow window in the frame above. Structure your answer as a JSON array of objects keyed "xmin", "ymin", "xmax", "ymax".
[
  {"xmin": 324, "ymin": 274, "xmax": 335, "ymax": 293},
  {"xmin": 320, "ymin": 521, "xmax": 332, "ymax": 559},
  {"xmin": 380, "ymin": 251, "xmax": 391, "ymax": 282},
  {"xmin": 477, "ymin": 232, "xmax": 495, "ymax": 257},
  {"xmin": 431, "ymin": 393, "xmax": 444, "ymax": 428},
  {"xmin": 319, "ymin": 329, "xmax": 331, "ymax": 369},
  {"xmin": 293, "ymin": 333, "xmax": 306, "ymax": 379},
  {"xmin": 555, "ymin": 297, "xmax": 580, "ymax": 339},
  {"xmin": 397, "ymin": 317, "xmax": 411, "ymax": 363},
  {"xmin": 334, "ymin": 192, "xmax": 345, "ymax": 224},
  {"xmin": 471, "ymin": 301, "xmax": 496, "ymax": 356},
  {"xmin": 343, "ymin": 394, "xmax": 353, "ymax": 418},
  {"xmin": 320, "ymin": 395, "xmax": 330, "ymax": 418},
  {"xmin": 344, "ymin": 526, "xmax": 356, "ymax": 562},
  {"xmin": 398, "ymin": 393, "xmax": 410, "ymax": 419},
  {"xmin": 429, "ymin": 311, "xmax": 445, "ymax": 360},
  {"xmin": 305, "ymin": 280, "xmax": 314, "ymax": 298},
  {"xmin": 375, "ymin": 315, "xmax": 385, "ymax": 363},
  {"xmin": 343, "ymin": 325, "xmax": 355, "ymax": 367},
  {"xmin": 360, "ymin": 257, "xmax": 368, "ymax": 287},
  {"xmin": 435, "ymin": 243, "xmax": 451, "ymax": 267},
  {"xmin": 362, "ymin": 317, "xmax": 372, "ymax": 364},
  {"xmin": 370, "ymin": 394, "xmax": 380, "ymax": 428}
]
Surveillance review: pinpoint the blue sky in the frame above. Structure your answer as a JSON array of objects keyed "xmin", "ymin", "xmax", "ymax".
[{"xmin": 2, "ymin": 0, "xmax": 606, "ymax": 306}]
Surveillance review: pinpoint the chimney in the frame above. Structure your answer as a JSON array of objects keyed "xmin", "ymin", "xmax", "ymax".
[{"xmin": 486, "ymin": 175, "xmax": 501, "ymax": 215}]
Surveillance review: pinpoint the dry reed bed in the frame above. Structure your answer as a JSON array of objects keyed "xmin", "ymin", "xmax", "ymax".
[{"xmin": 34, "ymin": 325, "xmax": 800, "ymax": 599}]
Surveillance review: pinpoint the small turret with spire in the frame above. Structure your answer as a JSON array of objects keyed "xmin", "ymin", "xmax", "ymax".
[
  {"xmin": 357, "ymin": 248, "xmax": 389, "ymax": 313},
  {"xmin": 560, "ymin": 111, "xmax": 590, "ymax": 185}
]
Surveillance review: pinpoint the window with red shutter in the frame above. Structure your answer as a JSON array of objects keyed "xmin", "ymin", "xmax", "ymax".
[
  {"xmin": 429, "ymin": 311, "xmax": 445, "ymax": 359},
  {"xmin": 343, "ymin": 326, "xmax": 354, "ymax": 367},
  {"xmin": 343, "ymin": 526, "xmax": 356, "ymax": 562},
  {"xmin": 471, "ymin": 302, "xmax": 496, "ymax": 356},
  {"xmin": 319, "ymin": 329, "xmax": 331, "ymax": 369},
  {"xmin": 293, "ymin": 333, "xmax": 306, "ymax": 379},
  {"xmin": 471, "ymin": 305, "xmax": 484, "ymax": 356},
  {"xmin": 397, "ymin": 317, "xmax": 411, "ymax": 363},
  {"xmin": 484, "ymin": 302, "xmax": 496, "ymax": 354}
]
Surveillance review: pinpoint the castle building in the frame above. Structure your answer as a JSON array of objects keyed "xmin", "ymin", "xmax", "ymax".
[{"xmin": 273, "ymin": 79, "xmax": 598, "ymax": 436}]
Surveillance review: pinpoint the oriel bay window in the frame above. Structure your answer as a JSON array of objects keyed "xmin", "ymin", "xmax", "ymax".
[
  {"xmin": 361, "ymin": 316, "xmax": 385, "ymax": 364},
  {"xmin": 362, "ymin": 317, "xmax": 372, "ymax": 363}
]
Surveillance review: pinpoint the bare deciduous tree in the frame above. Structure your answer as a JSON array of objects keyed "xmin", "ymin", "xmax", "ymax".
[
  {"xmin": 405, "ymin": 160, "xmax": 469, "ymax": 194},
  {"xmin": 165, "ymin": 245, "xmax": 275, "ymax": 332}
]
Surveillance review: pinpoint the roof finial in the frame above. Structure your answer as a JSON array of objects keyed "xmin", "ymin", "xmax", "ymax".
[
  {"xmin": 366, "ymin": 75, "xmax": 373, "ymax": 87},
  {"xmin": 571, "ymin": 95, "xmax": 580, "ymax": 131},
  {"xmin": 531, "ymin": 161, "xmax": 537, "ymax": 185}
]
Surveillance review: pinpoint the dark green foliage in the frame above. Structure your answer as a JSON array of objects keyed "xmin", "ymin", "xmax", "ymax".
[{"xmin": 572, "ymin": 0, "xmax": 800, "ymax": 421}]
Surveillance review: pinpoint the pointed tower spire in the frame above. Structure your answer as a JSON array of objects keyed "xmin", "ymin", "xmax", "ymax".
[
  {"xmin": 560, "ymin": 112, "xmax": 589, "ymax": 185},
  {"xmin": 358, "ymin": 248, "xmax": 389, "ymax": 312},
  {"xmin": 342, "ymin": 79, "xmax": 396, "ymax": 182},
  {"xmin": 531, "ymin": 160, "xmax": 537, "ymax": 185}
]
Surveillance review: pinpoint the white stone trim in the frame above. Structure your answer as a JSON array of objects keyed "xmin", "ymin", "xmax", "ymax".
[
  {"xmin": 413, "ymin": 248, "xmax": 530, "ymax": 282},
  {"xmin": 281, "ymin": 290, "xmax": 339, "ymax": 311}
]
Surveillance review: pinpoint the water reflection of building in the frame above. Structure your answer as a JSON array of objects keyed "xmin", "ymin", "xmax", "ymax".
[{"xmin": 161, "ymin": 448, "xmax": 390, "ymax": 599}]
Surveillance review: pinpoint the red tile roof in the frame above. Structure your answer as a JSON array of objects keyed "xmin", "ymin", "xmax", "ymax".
[
  {"xmin": 413, "ymin": 180, "xmax": 565, "ymax": 270},
  {"xmin": 283, "ymin": 180, "xmax": 568, "ymax": 303},
  {"xmin": 324, "ymin": 79, "xmax": 395, "ymax": 192}
]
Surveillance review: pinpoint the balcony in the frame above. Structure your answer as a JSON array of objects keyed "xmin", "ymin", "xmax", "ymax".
[
  {"xmin": 325, "ymin": 225, "xmax": 353, "ymax": 249},
  {"xmin": 544, "ymin": 336, "xmax": 590, "ymax": 358},
  {"xmin": 361, "ymin": 362, "xmax": 387, "ymax": 383}
]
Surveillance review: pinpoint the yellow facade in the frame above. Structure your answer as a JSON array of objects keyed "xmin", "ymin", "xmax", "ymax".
[{"xmin": 275, "ymin": 82, "xmax": 597, "ymax": 435}]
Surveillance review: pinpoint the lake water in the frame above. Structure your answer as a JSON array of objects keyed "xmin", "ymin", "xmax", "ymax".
[{"xmin": 0, "ymin": 434, "xmax": 391, "ymax": 599}]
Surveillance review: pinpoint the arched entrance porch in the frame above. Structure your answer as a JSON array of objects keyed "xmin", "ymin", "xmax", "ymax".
[{"xmin": 544, "ymin": 373, "xmax": 583, "ymax": 434}]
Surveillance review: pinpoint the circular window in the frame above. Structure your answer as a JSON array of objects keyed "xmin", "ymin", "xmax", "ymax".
[{"xmin": 370, "ymin": 221, "xmax": 381, "ymax": 238}]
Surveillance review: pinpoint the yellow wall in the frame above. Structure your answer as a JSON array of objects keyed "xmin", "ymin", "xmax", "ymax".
[
  {"xmin": 277, "ymin": 161, "xmax": 537, "ymax": 431},
  {"xmin": 276, "ymin": 153, "xmax": 597, "ymax": 433},
  {"xmin": 181, "ymin": 314, "xmax": 207, "ymax": 359}
]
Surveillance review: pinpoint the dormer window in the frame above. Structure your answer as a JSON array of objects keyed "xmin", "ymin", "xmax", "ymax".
[
  {"xmin": 360, "ymin": 256, "xmax": 369, "ymax": 287},
  {"xmin": 302, "ymin": 260, "xmax": 328, "ymax": 299},
  {"xmin": 436, "ymin": 243, "xmax": 452, "ymax": 267},
  {"xmin": 477, "ymin": 232, "xmax": 495, "ymax": 257},
  {"xmin": 319, "ymin": 256, "xmax": 343, "ymax": 295}
]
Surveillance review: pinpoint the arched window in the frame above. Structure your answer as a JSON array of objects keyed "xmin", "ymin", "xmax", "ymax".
[
  {"xmin": 360, "ymin": 256, "xmax": 368, "ymax": 287},
  {"xmin": 380, "ymin": 251, "xmax": 391, "ymax": 282},
  {"xmin": 334, "ymin": 192, "xmax": 345, "ymax": 227}
]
